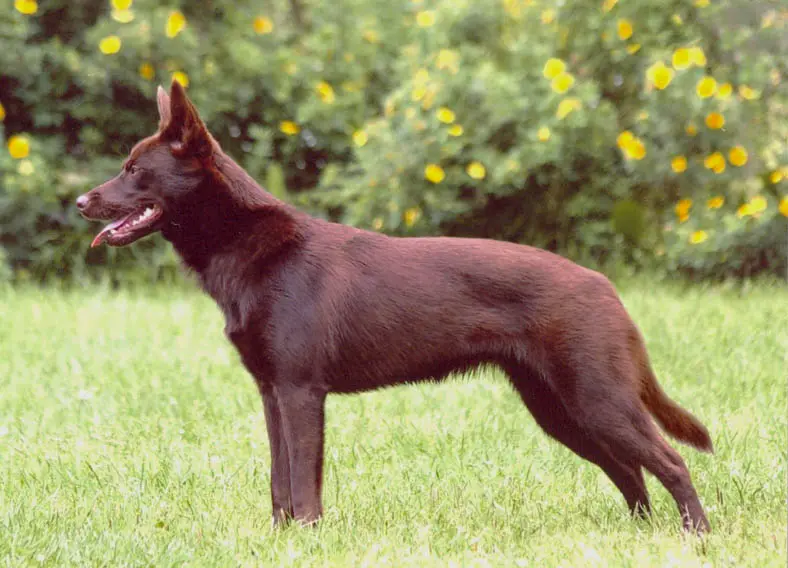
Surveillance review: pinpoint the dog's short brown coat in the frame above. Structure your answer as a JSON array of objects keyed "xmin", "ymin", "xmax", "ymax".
[{"xmin": 77, "ymin": 82, "xmax": 712, "ymax": 532}]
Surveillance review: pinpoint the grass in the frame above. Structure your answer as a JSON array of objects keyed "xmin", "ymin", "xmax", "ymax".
[{"xmin": 0, "ymin": 277, "xmax": 786, "ymax": 567}]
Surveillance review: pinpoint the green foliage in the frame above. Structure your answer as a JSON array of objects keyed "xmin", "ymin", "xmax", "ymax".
[
  {"xmin": 0, "ymin": 0, "xmax": 786, "ymax": 282},
  {"xmin": 665, "ymin": 195, "xmax": 787, "ymax": 280}
]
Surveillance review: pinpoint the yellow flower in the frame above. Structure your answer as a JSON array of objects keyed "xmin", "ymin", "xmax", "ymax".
[
  {"xmin": 436, "ymin": 107, "xmax": 455, "ymax": 124},
  {"xmin": 8, "ymin": 135, "xmax": 30, "ymax": 159},
  {"xmin": 411, "ymin": 86, "xmax": 427, "ymax": 102},
  {"xmin": 602, "ymin": 0, "xmax": 618, "ymax": 13},
  {"xmin": 617, "ymin": 19, "xmax": 633, "ymax": 40},
  {"xmin": 421, "ymin": 86, "xmax": 437, "ymax": 110},
  {"xmin": 416, "ymin": 11, "xmax": 436, "ymax": 27},
  {"xmin": 672, "ymin": 14, "xmax": 683, "ymax": 26},
  {"xmin": 253, "ymin": 16, "xmax": 274, "ymax": 34},
  {"xmin": 541, "ymin": 9, "xmax": 555, "ymax": 24},
  {"xmin": 688, "ymin": 46, "xmax": 706, "ymax": 66},
  {"xmin": 675, "ymin": 198, "xmax": 692, "ymax": 221},
  {"xmin": 403, "ymin": 207, "xmax": 421, "ymax": 227},
  {"xmin": 637, "ymin": 110, "xmax": 649, "ymax": 121},
  {"xmin": 672, "ymin": 48, "xmax": 690, "ymax": 70},
  {"xmin": 704, "ymin": 152, "xmax": 725, "ymax": 172},
  {"xmin": 99, "ymin": 36, "xmax": 121, "ymax": 55},
  {"xmin": 770, "ymin": 170, "xmax": 784, "ymax": 184},
  {"xmin": 279, "ymin": 121, "xmax": 299, "ymax": 136},
  {"xmin": 696, "ymin": 76, "xmax": 717, "ymax": 98},
  {"xmin": 689, "ymin": 230, "xmax": 708, "ymax": 244},
  {"xmin": 18, "ymin": 159, "xmax": 34, "ymax": 176},
  {"xmin": 627, "ymin": 139, "xmax": 646, "ymax": 160},
  {"xmin": 738, "ymin": 85, "xmax": 758, "ymax": 100},
  {"xmin": 647, "ymin": 61, "xmax": 674, "ymax": 90},
  {"xmin": 736, "ymin": 203, "xmax": 754, "ymax": 218},
  {"xmin": 139, "ymin": 62, "xmax": 155, "ymax": 81},
  {"xmin": 705, "ymin": 112, "xmax": 724, "ymax": 129},
  {"xmin": 671, "ymin": 156, "xmax": 687, "ymax": 173},
  {"xmin": 750, "ymin": 196, "xmax": 767, "ymax": 213},
  {"xmin": 363, "ymin": 30, "xmax": 380, "ymax": 43},
  {"xmin": 352, "ymin": 130, "xmax": 368, "ymax": 147},
  {"xmin": 466, "ymin": 161, "xmax": 486, "ymax": 180},
  {"xmin": 686, "ymin": 123, "xmax": 698, "ymax": 136},
  {"xmin": 556, "ymin": 97, "xmax": 581, "ymax": 119},
  {"xmin": 551, "ymin": 72, "xmax": 575, "ymax": 94},
  {"xmin": 0, "ymin": 103, "xmax": 5, "ymax": 121},
  {"xmin": 112, "ymin": 0, "xmax": 132, "ymax": 9},
  {"xmin": 166, "ymin": 11, "xmax": 186, "ymax": 38},
  {"xmin": 448, "ymin": 124, "xmax": 464, "ymax": 137},
  {"xmin": 503, "ymin": 0, "xmax": 522, "ymax": 19},
  {"xmin": 694, "ymin": 0, "xmax": 710, "ymax": 7},
  {"xmin": 316, "ymin": 81, "xmax": 335, "ymax": 104},
  {"xmin": 779, "ymin": 196, "xmax": 788, "ymax": 217},
  {"xmin": 424, "ymin": 164, "xmax": 445, "ymax": 184},
  {"xmin": 414, "ymin": 68, "xmax": 430, "ymax": 85},
  {"xmin": 617, "ymin": 131, "xmax": 646, "ymax": 160},
  {"xmin": 707, "ymin": 196, "xmax": 725, "ymax": 209},
  {"xmin": 728, "ymin": 146, "xmax": 747, "ymax": 167},
  {"xmin": 626, "ymin": 43, "xmax": 641, "ymax": 54},
  {"xmin": 538, "ymin": 126, "xmax": 551, "ymax": 141},
  {"xmin": 111, "ymin": 9, "xmax": 134, "ymax": 23},
  {"xmin": 14, "ymin": 0, "xmax": 37, "ymax": 15},
  {"xmin": 543, "ymin": 58, "xmax": 566, "ymax": 80},
  {"xmin": 372, "ymin": 217, "xmax": 384, "ymax": 230},
  {"xmin": 405, "ymin": 107, "xmax": 417, "ymax": 120},
  {"xmin": 284, "ymin": 62, "xmax": 297, "ymax": 75},
  {"xmin": 702, "ymin": 153, "xmax": 718, "ymax": 169},
  {"xmin": 716, "ymin": 83, "xmax": 732, "ymax": 99},
  {"xmin": 436, "ymin": 49, "xmax": 460, "ymax": 74},
  {"xmin": 616, "ymin": 131, "xmax": 634, "ymax": 149},
  {"xmin": 171, "ymin": 71, "xmax": 189, "ymax": 88}
]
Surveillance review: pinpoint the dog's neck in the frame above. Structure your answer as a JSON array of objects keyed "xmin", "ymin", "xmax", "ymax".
[{"xmin": 161, "ymin": 151, "xmax": 304, "ymax": 276}]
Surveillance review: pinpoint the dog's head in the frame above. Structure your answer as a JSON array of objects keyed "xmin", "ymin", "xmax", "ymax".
[{"xmin": 76, "ymin": 81, "xmax": 217, "ymax": 247}]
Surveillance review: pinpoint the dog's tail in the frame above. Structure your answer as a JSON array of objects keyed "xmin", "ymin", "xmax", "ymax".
[{"xmin": 640, "ymin": 366, "xmax": 713, "ymax": 453}]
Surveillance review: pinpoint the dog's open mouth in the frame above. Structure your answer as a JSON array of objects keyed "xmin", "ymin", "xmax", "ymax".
[{"xmin": 91, "ymin": 205, "xmax": 163, "ymax": 248}]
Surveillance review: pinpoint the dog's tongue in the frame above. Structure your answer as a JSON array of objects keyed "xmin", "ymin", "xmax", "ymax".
[{"xmin": 90, "ymin": 216, "xmax": 129, "ymax": 248}]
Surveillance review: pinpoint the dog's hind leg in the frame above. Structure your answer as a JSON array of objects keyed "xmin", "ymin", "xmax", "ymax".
[
  {"xmin": 508, "ymin": 367, "xmax": 651, "ymax": 517},
  {"xmin": 544, "ymin": 357, "xmax": 710, "ymax": 532}
]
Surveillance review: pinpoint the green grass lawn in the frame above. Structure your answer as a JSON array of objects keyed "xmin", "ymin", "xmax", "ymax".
[{"xmin": 0, "ymin": 278, "xmax": 785, "ymax": 567}]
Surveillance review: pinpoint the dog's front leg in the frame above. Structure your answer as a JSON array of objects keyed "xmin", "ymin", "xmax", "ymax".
[
  {"xmin": 275, "ymin": 383, "xmax": 327, "ymax": 526},
  {"xmin": 260, "ymin": 386, "xmax": 294, "ymax": 526}
]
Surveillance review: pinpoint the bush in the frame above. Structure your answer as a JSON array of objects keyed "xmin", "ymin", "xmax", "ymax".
[{"xmin": 1, "ymin": 0, "xmax": 786, "ymax": 282}]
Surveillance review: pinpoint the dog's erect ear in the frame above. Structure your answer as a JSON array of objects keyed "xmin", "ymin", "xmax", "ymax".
[
  {"xmin": 156, "ymin": 85, "xmax": 171, "ymax": 129},
  {"xmin": 160, "ymin": 80, "xmax": 212, "ymax": 158}
]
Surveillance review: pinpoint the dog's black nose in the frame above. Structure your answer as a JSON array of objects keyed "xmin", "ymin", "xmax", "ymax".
[{"xmin": 76, "ymin": 194, "xmax": 90, "ymax": 210}]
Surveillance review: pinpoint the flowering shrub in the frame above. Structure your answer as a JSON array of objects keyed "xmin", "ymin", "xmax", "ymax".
[{"xmin": 1, "ymin": 0, "xmax": 786, "ymax": 281}]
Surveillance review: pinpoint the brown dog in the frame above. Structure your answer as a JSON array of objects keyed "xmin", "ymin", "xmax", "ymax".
[{"xmin": 76, "ymin": 82, "xmax": 712, "ymax": 532}]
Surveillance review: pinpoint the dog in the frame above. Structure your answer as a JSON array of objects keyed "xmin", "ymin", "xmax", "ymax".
[{"xmin": 76, "ymin": 82, "xmax": 712, "ymax": 532}]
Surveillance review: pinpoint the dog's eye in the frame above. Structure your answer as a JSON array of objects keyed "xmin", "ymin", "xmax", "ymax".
[{"xmin": 128, "ymin": 165, "xmax": 139, "ymax": 175}]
